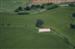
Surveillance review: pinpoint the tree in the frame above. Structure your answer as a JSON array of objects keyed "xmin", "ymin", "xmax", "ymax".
[
  {"xmin": 35, "ymin": 5, "xmax": 41, "ymax": 8},
  {"xmin": 31, "ymin": 5, "xmax": 41, "ymax": 9},
  {"xmin": 14, "ymin": 9, "xmax": 19, "ymax": 12},
  {"xmin": 72, "ymin": 13, "xmax": 75, "ymax": 17},
  {"xmin": 46, "ymin": 3, "xmax": 53, "ymax": 6},
  {"xmin": 73, "ymin": 46, "xmax": 75, "ymax": 49},
  {"xmin": 70, "ymin": 24, "xmax": 75, "ymax": 29},
  {"xmin": 18, "ymin": 6, "xmax": 23, "ymax": 11},
  {"xmin": 15, "ymin": 6, "xmax": 23, "ymax": 12},
  {"xmin": 46, "ymin": 5, "xmax": 58, "ymax": 10},
  {"xmin": 36, "ymin": 19, "xmax": 44, "ymax": 28},
  {"xmin": 31, "ymin": 5, "xmax": 36, "ymax": 9},
  {"xmin": 69, "ymin": 3, "xmax": 75, "ymax": 7},
  {"xmin": 40, "ymin": 4, "xmax": 45, "ymax": 9},
  {"xmin": 24, "ymin": 6, "xmax": 31, "ymax": 11}
]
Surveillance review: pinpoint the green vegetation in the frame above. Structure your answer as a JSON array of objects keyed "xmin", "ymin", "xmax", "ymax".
[
  {"xmin": 69, "ymin": 3, "xmax": 75, "ymax": 7},
  {"xmin": 46, "ymin": 4, "xmax": 58, "ymax": 10},
  {"xmin": 0, "ymin": 0, "xmax": 75, "ymax": 49},
  {"xmin": 25, "ymin": 6, "xmax": 31, "ymax": 10},
  {"xmin": 36, "ymin": 19, "xmax": 44, "ymax": 28},
  {"xmin": 70, "ymin": 24, "xmax": 75, "ymax": 29},
  {"xmin": 0, "ymin": 0, "xmax": 28, "ymax": 12},
  {"xmin": 14, "ymin": 3, "xmax": 58, "ymax": 15},
  {"xmin": 17, "ymin": 12, "xmax": 29, "ymax": 15},
  {"xmin": 72, "ymin": 13, "xmax": 75, "ymax": 17},
  {"xmin": 0, "ymin": 7, "xmax": 75, "ymax": 49}
]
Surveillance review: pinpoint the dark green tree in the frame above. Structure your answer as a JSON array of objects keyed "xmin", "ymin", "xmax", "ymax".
[
  {"xmin": 14, "ymin": 6, "xmax": 23, "ymax": 12},
  {"xmin": 69, "ymin": 3, "xmax": 75, "ymax": 7},
  {"xmin": 24, "ymin": 6, "xmax": 31, "ymax": 10},
  {"xmin": 46, "ymin": 3, "xmax": 53, "ymax": 6},
  {"xmin": 46, "ymin": 4, "xmax": 58, "ymax": 10},
  {"xmin": 18, "ymin": 6, "xmax": 23, "ymax": 11},
  {"xmin": 40, "ymin": 4, "xmax": 45, "ymax": 9},
  {"xmin": 70, "ymin": 24, "xmax": 75, "ymax": 29},
  {"xmin": 72, "ymin": 13, "xmax": 75, "ymax": 17},
  {"xmin": 14, "ymin": 9, "xmax": 19, "ymax": 12},
  {"xmin": 31, "ymin": 5, "xmax": 41, "ymax": 9},
  {"xmin": 31, "ymin": 5, "xmax": 36, "ymax": 9},
  {"xmin": 35, "ymin": 5, "xmax": 41, "ymax": 8},
  {"xmin": 36, "ymin": 19, "xmax": 44, "ymax": 28}
]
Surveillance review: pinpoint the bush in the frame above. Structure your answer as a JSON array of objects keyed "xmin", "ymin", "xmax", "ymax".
[
  {"xmin": 40, "ymin": 3, "xmax": 53, "ymax": 9},
  {"xmin": 47, "ymin": 4, "xmax": 58, "ymax": 10},
  {"xmin": 18, "ymin": 12, "xmax": 29, "ymax": 15},
  {"xmin": 36, "ymin": 19, "xmax": 44, "ymax": 28}
]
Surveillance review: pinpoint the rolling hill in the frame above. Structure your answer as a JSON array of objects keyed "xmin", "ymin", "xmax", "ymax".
[{"xmin": 0, "ymin": 0, "xmax": 75, "ymax": 49}]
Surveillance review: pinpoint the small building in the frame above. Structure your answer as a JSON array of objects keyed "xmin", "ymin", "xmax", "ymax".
[
  {"xmin": 39, "ymin": 28, "xmax": 51, "ymax": 32},
  {"xmin": 32, "ymin": 0, "xmax": 75, "ymax": 4}
]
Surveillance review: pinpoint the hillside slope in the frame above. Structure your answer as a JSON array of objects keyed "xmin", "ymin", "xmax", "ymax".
[
  {"xmin": 0, "ymin": 7, "xmax": 75, "ymax": 49},
  {"xmin": 0, "ymin": 0, "xmax": 29, "ymax": 12}
]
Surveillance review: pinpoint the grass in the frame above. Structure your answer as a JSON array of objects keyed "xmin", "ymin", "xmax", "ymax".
[
  {"xmin": 0, "ymin": 6, "xmax": 75, "ymax": 49},
  {"xmin": 0, "ymin": 0, "xmax": 28, "ymax": 12}
]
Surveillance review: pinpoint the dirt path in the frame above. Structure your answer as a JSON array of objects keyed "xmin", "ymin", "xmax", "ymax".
[{"xmin": 50, "ymin": 26, "xmax": 75, "ymax": 49}]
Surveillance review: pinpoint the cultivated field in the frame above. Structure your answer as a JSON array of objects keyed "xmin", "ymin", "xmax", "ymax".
[{"xmin": 0, "ymin": 0, "xmax": 75, "ymax": 48}]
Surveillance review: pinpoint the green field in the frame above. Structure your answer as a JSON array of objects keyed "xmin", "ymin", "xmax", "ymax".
[
  {"xmin": 0, "ymin": 0, "xmax": 75, "ymax": 49},
  {"xmin": 0, "ymin": 0, "xmax": 29, "ymax": 12}
]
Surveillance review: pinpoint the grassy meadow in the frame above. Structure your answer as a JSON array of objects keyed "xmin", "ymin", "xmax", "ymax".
[{"xmin": 0, "ymin": 0, "xmax": 75, "ymax": 49}]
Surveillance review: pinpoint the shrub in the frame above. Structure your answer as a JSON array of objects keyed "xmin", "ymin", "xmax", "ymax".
[
  {"xmin": 18, "ymin": 12, "xmax": 29, "ymax": 15},
  {"xmin": 47, "ymin": 4, "xmax": 58, "ymax": 10}
]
